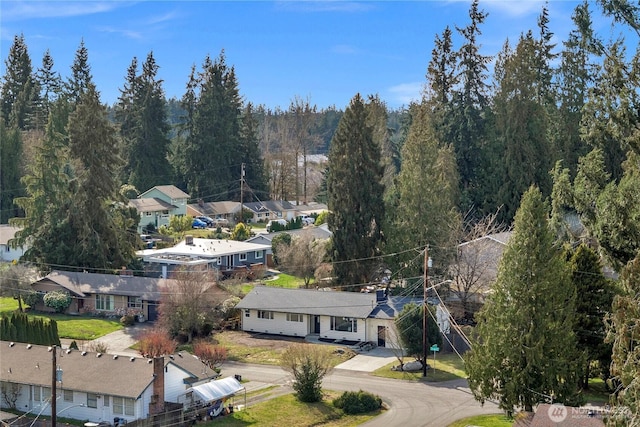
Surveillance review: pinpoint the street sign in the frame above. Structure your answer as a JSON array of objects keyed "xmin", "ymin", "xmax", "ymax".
[{"xmin": 430, "ymin": 344, "xmax": 439, "ymax": 352}]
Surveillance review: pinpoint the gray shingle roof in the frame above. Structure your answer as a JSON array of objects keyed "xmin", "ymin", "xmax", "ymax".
[
  {"xmin": 0, "ymin": 342, "xmax": 155, "ymax": 399},
  {"xmin": 235, "ymin": 286, "xmax": 377, "ymax": 318},
  {"xmin": 147, "ymin": 185, "xmax": 189, "ymax": 199},
  {"xmin": 129, "ymin": 197, "xmax": 176, "ymax": 212}
]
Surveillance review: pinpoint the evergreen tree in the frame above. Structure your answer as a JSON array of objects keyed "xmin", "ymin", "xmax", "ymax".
[
  {"xmin": 607, "ymin": 254, "xmax": 640, "ymax": 427},
  {"xmin": 553, "ymin": 3, "xmax": 594, "ymax": 176},
  {"xmin": 32, "ymin": 49, "xmax": 63, "ymax": 131},
  {"xmin": 452, "ymin": 0, "xmax": 491, "ymax": 211},
  {"xmin": 116, "ymin": 52, "xmax": 172, "ymax": 191},
  {"xmin": 389, "ymin": 101, "xmax": 460, "ymax": 278},
  {"xmin": 65, "ymin": 40, "xmax": 93, "ymax": 106},
  {"xmin": 66, "ymin": 83, "xmax": 138, "ymax": 270},
  {"xmin": 179, "ymin": 51, "xmax": 243, "ymax": 200},
  {"xmin": 1, "ymin": 34, "xmax": 37, "ymax": 130},
  {"xmin": 327, "ymin": 94, "xmax": 385, "ymax": 290},
  {"xmin": 238, "ymin": 102, "xmax": 269, "ymax": 201},
  {"xmin": 466, "ymin": 186, "xmax": 581, "ymax": 414},
  {"xmin": 580, "ymin": 40, "xmax": 639, "ymax": 182},
  {"xmin": 489, "ymin": 32, "xmax": 554, "ymax": 223},
  {"xmin": 568, "ymin": 244, "xmax": 615, "ymax": 389},
  {"xmin": 0, "ymin": 120, "xmax": 23, "ymax": 222}
]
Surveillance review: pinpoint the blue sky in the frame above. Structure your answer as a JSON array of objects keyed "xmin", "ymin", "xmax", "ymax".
[{"xmin": 0, "ymin": 1, "xmax": 626, "ymax": 111}]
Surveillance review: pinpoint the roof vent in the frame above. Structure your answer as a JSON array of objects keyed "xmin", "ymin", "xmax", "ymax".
[
  {"xmin": 185, "ymin": 235, "xmax": 194, "ymax": 245},
  {"xmin": 9, "ymin": 342, "xmax": 14, "ymax": 347},
  {"xmin": 113, "ymin": 355, "xmax": 118, "ymax": 360},
  {"xmin": 81, "ymin": 351, "xmax": 87, "ymax": 356},
  {"xmin": 96, "ymin": 353, "xmax": 102, "ymax": 358},
  {"xmin": 66, "ymin": 349, "xmax": 72, "ymax": 354},
  {"xmin": 130, "ymin": 357, "xmax": 135, "ymax": 362},
  {"xmin": 48, "ymin": 346, "xmax": 53, "ymax": 352},
  {"xmin": 147, "ymin": 359, "xmax": 153, "ymax": 364},
  {"xmin": 169, "ymin": 355, "xmax": 174, "ymax": 360},
  {"xmin": 26, "ymin": 344, "xmax": 32, "ymax": 349}
]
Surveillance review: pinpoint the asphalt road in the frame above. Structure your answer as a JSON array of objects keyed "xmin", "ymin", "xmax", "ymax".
[{"xmin": 223, "ymin": 361, "xmax": 501, "ymax": 427}]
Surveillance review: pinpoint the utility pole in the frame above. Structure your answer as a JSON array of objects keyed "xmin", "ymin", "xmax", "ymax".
[
  {"xmin": 240, "ymin": 163, "xmax": 245, "ymax": 223},
  {"xmin": 423, "ymin": 246, "xmax": 429, "ymax": 378},
  {"xmin": 51, "ymin": 345, "xmax": 57, "ymax": 427}
]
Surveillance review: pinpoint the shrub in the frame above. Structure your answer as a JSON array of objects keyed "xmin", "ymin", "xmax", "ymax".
[
  {"xmin": 43, "ymin": 291, "xmax": 72, "ymax": 313},
  {"xmin": 333, "ymin": 390, "xmax": 382, "ymax": 414},
  {"xmin": 315, "ymin": 211, "xmax": 328, "ymax": 225},
  {"xmin": 22, "ymin": 290, "xmax": 43, "ymax": 308},
  {"xmin": 120, "ymin": 314, "xmax": 136, "ymax": 326}
]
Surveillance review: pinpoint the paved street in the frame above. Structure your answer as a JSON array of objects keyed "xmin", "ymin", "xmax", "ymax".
[{"xmin": 78, "ymin": 328, "xmax": 501, "ymax": 426}]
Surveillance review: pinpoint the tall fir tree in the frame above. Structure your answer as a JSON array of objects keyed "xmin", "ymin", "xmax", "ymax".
[
  {"xmin": 65, "ymin": 40, "xmax": 93, "ymax": 107},
  {"xmin": 115, "ymin": 52, "xmax": 172, "ymax": 192},
  {"xmin": 0, "ymin": 120, "xmax": 23, "ymax": 222},
  {"xmin": 327, "ymin": 94, "xmax": 385, "ymax": 290},
  {"xmin": 238, "ymin": 102, "xmax": 269, "ymax": 202},
  {"xmin": 1, "ymin": 34, "xmax": 37, "ymax": 130},
  {"xmin": 389, "ymin": 101, "xmax": 460, "ymax": 278},
  {"xmin": 452, "ymin": 0, "xmax": 491, "ymax": 211},
  {"xmin": 466, "ymin": 186, "xmax": 581, "ymax": 414}
]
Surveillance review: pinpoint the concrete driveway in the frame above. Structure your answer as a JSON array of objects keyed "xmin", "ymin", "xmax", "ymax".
[
  {"xmin": 61, "ymin": 322, "xmax": 154, "ymax": 356},
  {"xmin": 334, "ymin": 347, "xmax": 399, "ymax": 372}
]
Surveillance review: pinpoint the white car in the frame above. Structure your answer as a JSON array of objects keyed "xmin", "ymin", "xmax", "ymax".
[
  {"xmin": 266, "ymin": 219, "xmax": 287, "ymax": 232},
  {"xmin": 300, "ymin": 215, "xmax": 315, "ymax": 226}
]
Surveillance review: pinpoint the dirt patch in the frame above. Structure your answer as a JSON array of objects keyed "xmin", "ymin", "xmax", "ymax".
[{"xmin": 215, "ymin": 330, "xmax": 305, "ymax": 349}]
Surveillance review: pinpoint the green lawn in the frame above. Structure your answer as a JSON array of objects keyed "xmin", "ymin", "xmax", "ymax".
[
  {"xmin": 582, "ymin": 378, "xmax": 611, "ymax": 405},
  {"xmin": 447, "ymin": 414, "xmax": 512, "ymax": 427},
  {"xmin": 1, "ymin": 297, "xmax": 122, "ymax": 340},
  {"xmin": 372, "ymin": 352, "xmax": 467, "ymax": 382},
  {"xmin": 206, "ymin": 392, "xmax": 380, "ymax": 427}
]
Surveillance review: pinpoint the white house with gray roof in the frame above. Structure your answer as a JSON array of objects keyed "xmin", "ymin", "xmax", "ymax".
[
  {"xmin": 0, "ymin": 225, "xmax": 25, "ymax": 263},
  {"xmin": 235, "ymin": 286, "xmax": 422, "ymax": 349},
  {"xmin": 0, "ymin": 342, "xmax": 217, "ymax": 425}
]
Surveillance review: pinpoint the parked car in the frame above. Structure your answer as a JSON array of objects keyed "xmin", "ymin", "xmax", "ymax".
[
  {"xmin": 192, "ymin": 218, "xmax": 208, "ymax": 229},
  {"xmin": 266, "ymin": 219, "xmax": 288, "ymax": 232},
  {"xmin": 299, "ymin": 215, "xmax": 315, "ymax": 226},
  {"xmin": 213, "ymin": 218, "xmax": 229, "ymax": 227},
  {"xmin": 197, "ymin": 216, "xmax": 215, "ymax": 226}
]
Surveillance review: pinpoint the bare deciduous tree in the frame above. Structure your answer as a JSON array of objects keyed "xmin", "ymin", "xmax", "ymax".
[
  {"xmin": 449, "ymin": 210, "xmax": 509, "ymax": 323},
  {"xmin": 193, "ymin": 341, "xmax": 227, "ymax": 373},
  {"xmin": 159, "ymin": 266, "xmax": 221, "ymax": 343},
  {"xmin": 274, "ymin": 233, "xmax": 328, "ymax": 288},
  {"xmin": 138, "ymin": 328, "xmax": 177, "ymax": 357}
]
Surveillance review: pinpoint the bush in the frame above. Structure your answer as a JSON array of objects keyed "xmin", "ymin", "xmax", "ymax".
[
  {"xmin": 22, "ymin": 290, "xmax": 43, "ymax": 308},
  {"xmin": 315, "ymin": 211, "xmax": 328, "ymax": 225},
  {"xmin": 333, "ymin": 390, "xmax": 382, "ymax": 414},
  {"xmin": 43, "ymin": 291, "xmax": 72, "ymax": 313},
  {"xmin": 69, "ymin": 340, "xmax": 79, "ymax": 350},
  {"xmin": 120, "ymin": 314, "xmax": 136, "ymax": 326}
]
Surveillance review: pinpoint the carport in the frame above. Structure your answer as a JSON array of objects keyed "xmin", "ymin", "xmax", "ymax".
[{"xmin": 184, "ymin": 376, "xmax": 246, "ymax": 417}]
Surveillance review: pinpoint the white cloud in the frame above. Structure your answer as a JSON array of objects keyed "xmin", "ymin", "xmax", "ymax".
[
  {"xmin": 387, "ymin": 82, "xmax": 423, "ymax": 107},
  {"xmin": 1, "ymin": 1, "xmax": 123, "ymax": 21},
  {"xmin": 96, "ymin": 26, "xmax": 143, "ymax": 40}
]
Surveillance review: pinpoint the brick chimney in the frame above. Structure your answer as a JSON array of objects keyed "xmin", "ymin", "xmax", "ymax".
[{"xmin": 149, "ymin": 356, "xmax": 165, "ymax": 415}]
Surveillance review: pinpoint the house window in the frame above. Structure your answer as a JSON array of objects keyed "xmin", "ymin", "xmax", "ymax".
[
  {"xmin": 95, "ymin": 295, "xmax": 114, "ymax": 311},
  {"xmin": 162, "ymin": 210, "xmax": 169, "ymax": 214},
  {"xmin": 127, "ymin": 297, "xmax": 142, "ymax": 309},
  {"xmin": 113, "ymin": 397, "xmax": 134, "ymax": 416},
  {"xmin": 87, "ymin": 393, "xmax": 98, "ymax": 408},
  {"xmin": 257, "ymin": 310, "xmax": 274, "ymax": 320},
  {"xmin": 286, "ymin": 313, "xmax": 303, "ymax": 322},
  {"xmin": 63, "ymin": 389, "xmax": 73, "ymax": 402},
  {"xmin": 244, "ymin": 309, "xmax": 250, "ymax": 318},
  {"xmin": 145, "ymin": 212, "xmax": 152, "ymax": 216},
  {"xmin": 103, "ymin": 395, "xmax": 109, "ymax": 407},
  {"xmin": 239, "ymin": 253, "xmax": 247, "ymax": 262},
  {"xmin": 330, "ymin": 317, "xmax": 357, "ymax": 333},
  {"xmin": 255, "ymin": 251, "xmax": 263, "ymax": 259},
  {"xmin": 33, "ymin": 386, "xmax": 50, "ymax": 402}
]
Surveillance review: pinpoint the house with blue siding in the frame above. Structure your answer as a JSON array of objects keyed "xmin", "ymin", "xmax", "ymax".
[
  {"xmin": 138, "ymin": 236, "xmax": 271, "ymax": 279},
  {"xmin": 130, "ymin": 185, "xmax": 190, "ymax": 232}
]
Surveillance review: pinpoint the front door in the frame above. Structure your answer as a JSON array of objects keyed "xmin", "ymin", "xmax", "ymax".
[
  {"xmin": 313, "ymin": 315, "xmax": 321, "ymax": 334},
  {"xmin": 377, "ymin": 326, "xmax": 386, "ymax": 347}
]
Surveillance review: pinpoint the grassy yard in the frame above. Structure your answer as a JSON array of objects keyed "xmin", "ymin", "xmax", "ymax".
[
  {"xmin": 447, "ymin": 414, "xmax": 512, "ymax": 427},
  {"xmin": 213, "ymin": 331, "xmax": 355, "ymax": 367},
  {"xmin": 206, "ymin": 392, "xmax": 380, "ymax": 427},
  {"xmin": 582, "ymin": 378, "xmax": 612, "ymax": 405},
  {"xmin": 0, "ymin": 297, "xmax": 122, "ymax": 340},
  {"xmin": 372, "ymin": 352, "xmax": 467, "ymax": 382}
]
